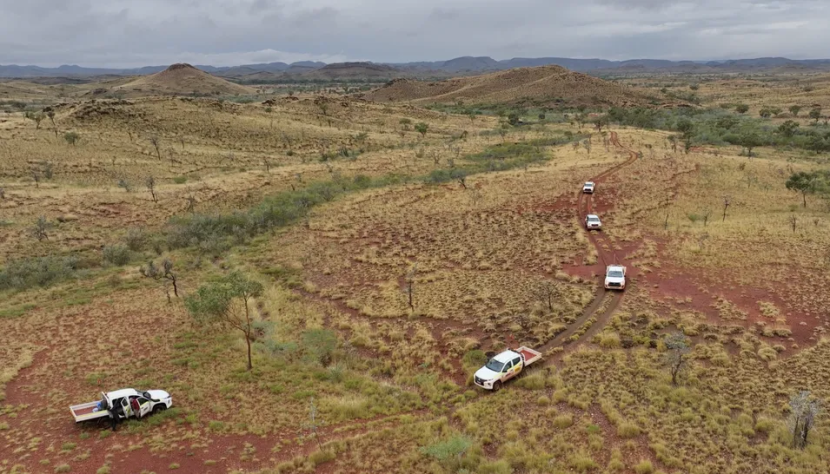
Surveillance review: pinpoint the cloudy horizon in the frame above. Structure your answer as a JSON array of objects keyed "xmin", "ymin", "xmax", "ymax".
[{"xmin": 2, "ymin": 0, "xmax": 829, "ymax": 68}]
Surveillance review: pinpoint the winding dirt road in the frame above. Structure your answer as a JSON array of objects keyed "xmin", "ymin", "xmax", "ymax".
[{"xmin": 539, "ymin": 131, "xmax": 639, "ymax": 362}]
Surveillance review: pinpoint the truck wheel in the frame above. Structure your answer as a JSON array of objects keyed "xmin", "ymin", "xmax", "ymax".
[
  {"xmin": 153, "ymin": 405, "xmax": 167, "ymax": 414},
  {"xmin": 493, "ymin": 381, "xmax": 503, "ymax": 392}
]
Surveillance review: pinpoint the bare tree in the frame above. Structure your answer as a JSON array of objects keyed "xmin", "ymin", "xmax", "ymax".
[
  {"xmin": 305, "ymin": 397, "xmax": 325, "ymax": 450},
  {"xmin": 789, "ymin": 391, "xmax": 820, "ymax": 449},
  {"xmin": 32, "ymin": 216, "xmax": 51, "ymax": 241},
  {"xmin": 0, "ymin": 188, "xmax": 5, "ymax": 200},
  {"xmin": 141, "ymin": 259, "xmax": 179, "ymax": 301},
  {"xmin": 144, "ymin": 176, "xmax": 157, "ymax": 202},
  {"xmin": 404, "ymin": 264, "xmax": 417, "ymax": 310},
  {"xmin": 149, "ymin": 136, "xmax": 161, "ymax": 161},
  {"xmin": 263, "ymin": 158, "xmax": 271, "ymax": 173},
  {"xmin": 788, "ymin": 214, "xmax": 797, "ymax": 233},
  {"xmin": 118, "ymin": 179, "xmax": 131, "ymax": 193},
  {"xmin": 186, "ymin": 195, "xmax": 197, "ymax": 214},
  {"xmin": 664, "ymin": 332, "xmax": 690, "ymax": 386},
  {"xmin": 31, "ymin": 171, "xmax": 41, "ymax": 188},
  {"xmin": 722, "ymin": 196, "xmax": 732, "ymax": 222},
  {"xmin": 532, "ymin": 281, "xmax": 558, "ymax": 312},
  {"xmin": 46, "ymin": 110, "xmax": 56, "ymax": 128}
]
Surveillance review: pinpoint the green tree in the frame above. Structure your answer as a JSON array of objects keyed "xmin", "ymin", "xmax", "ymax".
[
  {"xmin": 785, "ymin": 171, "xmax": 820, "ymax": 208},
  {"xmin": 789, "ymin": 105, "xmax": 802, "ymax": 117},
  {"xmin": 185, "ymin": 272, "xmax": 264, "ymax": 370},
  {"xmin": 414, "ymin": 122, "xmax": 429, "ymax": 138},
  {"xmin": 739, "ymin": 131, "xmax": 762, "ymax": 158},
  {"xmin": 676, "ymin": 119, "xmax": 695, "ymax": 139},
  {"xmin": 778, "ymin": 120, "xmax": 800, "ymax": 138},
  {"xmin": 25, "ymin": 111, "xmax": 44, "ymax": 129},
  {"xmin": 507, "ymin": 113, "xmax": 520, "ymax": 126},
  {"xmin": 809, "ymin": 107, "xmax": 823, "ymax": 124},
  {"xmin": 63, "ymin": 131, "xmax": 80, "ymax": 146},
  {"xmin": 735, "ymin": 104, "xmax": 749, "ymax": 114}
]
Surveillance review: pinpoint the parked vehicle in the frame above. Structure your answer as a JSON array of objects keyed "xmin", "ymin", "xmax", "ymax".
[
  {"xmin": 605, "ymin": 265, "xmax": 627, "ymax": 290},
  {"xmin": 585, "ymin": 214, "xmax": 602, "ymax": 230},
  {"xmin": 583, "ymin": 182, "xmax": 595, "ymax": 194},
  {"xmin": 70, "ymin": 388, "xmax": 173, "ymax": 423},
  {"xmin": 474, "ymin": 347, "xmax": 542, "ymax": 391}
]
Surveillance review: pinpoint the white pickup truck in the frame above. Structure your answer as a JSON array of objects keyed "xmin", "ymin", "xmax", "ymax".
[
  {"xmin": 583, "ymin": 182, "xmax": 595, "ymax": 194},
  {"xmin": 585, "ymin": 214, "xmax": 602, "ymax": 230},
  {"xmin": 474, "ymin": 347, "xmax": 542, "ymax": 391},
  {"xmin": 70, "ymin": 388, "xmax": 173, "ymax": 423},
  {"xmin": 605, "ymin": 265, "xmax": 627, "ymax": 290}
]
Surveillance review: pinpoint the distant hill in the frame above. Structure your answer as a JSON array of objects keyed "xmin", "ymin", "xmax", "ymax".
[
  {"xmin": 364, "ymin": 65, "xmax": 657, "ymax": 107},
  {"xmin": 293, "ymin": 62, "xmax": 402, "ymax": 80},
  {"xmin": 4, "ymin": 56, "xmax": 830, "ymax": 79},
  {"xmin": 111, "ymin": 63, "xmax": 255, "ymax": 96}
]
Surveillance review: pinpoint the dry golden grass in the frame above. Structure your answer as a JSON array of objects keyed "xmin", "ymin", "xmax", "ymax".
[{"xmin": 4, "ymin": 75, "xmax": 830, "ymax": 473}]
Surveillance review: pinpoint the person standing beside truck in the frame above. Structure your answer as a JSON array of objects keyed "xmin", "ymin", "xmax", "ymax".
[
  {"xmin": 130, "ymin": 397, "xmax": 141, "ymax": 419},
  {"xmin": 108, "ymin": 400, "xmax": 123, "ymax": 431}
]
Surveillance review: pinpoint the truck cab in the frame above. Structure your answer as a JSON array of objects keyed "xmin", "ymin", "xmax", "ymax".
[
  {"xmin": 605, "ymin": 265, "xmax": 626, "ymax": 290},
  {"xmin": 585, "ymin": 214, "xmax": 602, "ymax": 230},
  {"xmin": 583, "ymin": 182, "xmax": 595, "ymax": 194}
]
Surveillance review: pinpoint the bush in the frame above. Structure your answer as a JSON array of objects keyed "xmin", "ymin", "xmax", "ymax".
[
  {"xmin": 634, "ymin": 460, "xmax": 655, "ymax": 474},
  {"xmin": 420, "ymin": 435, "xmax": 472, "ymax": 462},
  {"xmin": 617, "ymin": 422, "xmax": 641, "ymax": 438},
  {"xmin": 123, "ymin": 227, "xmax": 147, "ymax": 251},
  {"xmin": 477, "ymin": 460, "xmax": 512, "ymax": 474},
  {"xmin": 553, "ymin": 414, "xmax": 574, "ymax": 428},
  {"xmin": 0, "ymin": 255, "xmax": 78, "ymax": 291},
  {"xmin": 173, "ymin": 176, "xmax": 187, "ymax": 184},
  {"xmin": 102, "ymin": 245, "xmax": 131, "ymax": 266},
  {"xmin": 308, "ymin": 450, "xmax": 336, "ymax": 466}
]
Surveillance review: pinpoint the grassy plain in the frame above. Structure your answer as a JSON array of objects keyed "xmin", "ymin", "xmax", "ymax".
[{"xmin": 1, "ymin": 70, "xmax": 830, "ymax": 474}]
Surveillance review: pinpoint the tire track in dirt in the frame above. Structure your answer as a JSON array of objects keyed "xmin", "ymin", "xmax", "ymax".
[{"xmin": 539, "ymin": 131, "xmax": 638, "ymax": 362}]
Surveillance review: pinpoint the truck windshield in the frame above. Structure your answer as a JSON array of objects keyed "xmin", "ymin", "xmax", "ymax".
[
  {"xmin": 608, "ymin": 271, "xmax": 624, "ymax": 278},
  {"xmin": 485, "ymin": 359, "xmax": 505, "ymax": 372}
]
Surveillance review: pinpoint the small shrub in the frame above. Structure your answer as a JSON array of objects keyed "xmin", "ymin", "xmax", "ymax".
[
  {"xmin": 477, "ymin": 460, "xmax": 512, "ymax": 474},
  {"xmin": 61, "ymin": 442, "xmax": 77, "ymax": 451},
  {"xmin": 634, "ymin": 460, "xmax": 655, "ymax": 474},
  {"xmin": 96, "ymin": 465, "xmax": 111, "ymax": 474},
  {"xmin": 515, "ymin": 373, "xmax": 546, "ymax": 390},
  {"xmin": 308, "ymin": 450, "xmax": 336, "ymax": 466},
  {"xmin": 0, "ymin": 255, "xmax": 78, "ymax": 291},
  {"xmin": 536, "ymin": 395, "xmax": 551, "ymax": 406},
  {"xmin": 169, "ymin": 463, "xmax": 180, "ymax": 470},
  {"xmin": 598, "ymin": 332, "xmax": 621, "ymax": 348},
  {"xmin": 617, "ymin": 422, "xmax": 641, "ymax": 438},
  {"xmin": 54, "ymin": 465, "xmax": 71, "ymax": 473},
  {"xmin": 123, "ymin": 228, "xmax": 147, "ymax": 251},
  {"xmin": 102, "ymin": 245, "xmax": 131, "ymax": 266},
  {"xmin": 173, "ymin": 176, "xmax": 187, "ymax": 184},
  {"xmin": 553, "ymin": 414, "xmax": 574, "ymax": 428}
]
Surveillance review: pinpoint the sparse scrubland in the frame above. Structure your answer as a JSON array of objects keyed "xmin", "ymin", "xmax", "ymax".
[{"xmin": 2, "ymin": 68, "xmax": 830, "ymax": 474}]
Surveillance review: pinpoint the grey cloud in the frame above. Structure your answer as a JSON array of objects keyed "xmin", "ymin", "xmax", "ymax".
[{"xmin": 0, "ymin": 0, "xmax": 829, "ymax": 68}]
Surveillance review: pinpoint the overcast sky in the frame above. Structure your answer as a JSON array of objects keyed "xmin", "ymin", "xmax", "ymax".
[{"xmin": 1, "ymin": 0, "xmax": 828, "ymax": 68}]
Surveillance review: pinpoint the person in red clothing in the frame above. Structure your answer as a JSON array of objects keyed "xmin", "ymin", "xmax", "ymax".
[{"xmin": 130, "ymin": 397, "xmax": 141, "ymax": 419}]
